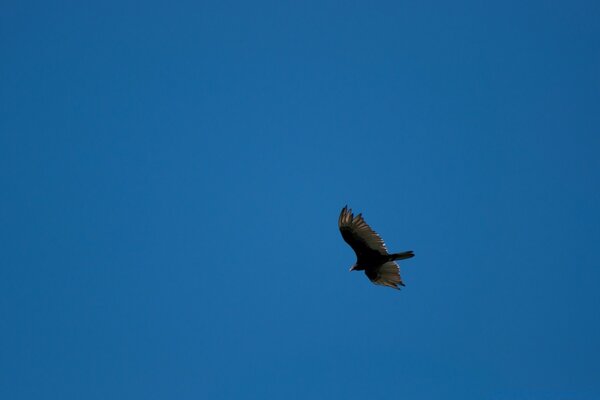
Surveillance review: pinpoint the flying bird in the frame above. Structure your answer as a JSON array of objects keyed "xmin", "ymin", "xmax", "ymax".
[{"xmin": 339, "ymin": 206, "xmax": 414, "ymax": 290}]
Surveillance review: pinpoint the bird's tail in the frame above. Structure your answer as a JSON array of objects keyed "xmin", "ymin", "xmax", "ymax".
[{"xmin": 389, "ymin": 251, "xmax": 414, "ymax": 261}]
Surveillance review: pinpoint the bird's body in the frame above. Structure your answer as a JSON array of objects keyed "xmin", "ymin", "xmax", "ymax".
[{"xmin": 338, "ymin": 206, "xmax": 414, "ymax": 290}]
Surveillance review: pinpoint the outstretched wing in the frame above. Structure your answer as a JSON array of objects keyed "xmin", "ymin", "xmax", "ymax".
[
  {"xmin": 365, "ymin": 262, "xmax": 405, "ymax": 290},
  {"xmin": 338, "ymin": 206, "xmax": 388, "ymax": 257}
]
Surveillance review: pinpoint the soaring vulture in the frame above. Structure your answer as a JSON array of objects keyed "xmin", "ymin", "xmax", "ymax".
[{"xmin": 339, "ymin": 206, "xmax": 414, "ymax": 290}]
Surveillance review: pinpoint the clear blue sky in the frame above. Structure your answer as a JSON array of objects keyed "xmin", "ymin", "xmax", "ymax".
[{"xmin": 2, "ymin": 1, "xmax": 599, "ymax": 399}]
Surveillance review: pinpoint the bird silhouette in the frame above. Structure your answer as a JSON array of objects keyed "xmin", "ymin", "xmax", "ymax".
[{"xmin": 339, "ymin": 206, "xmax": 414, "ymax": 290}]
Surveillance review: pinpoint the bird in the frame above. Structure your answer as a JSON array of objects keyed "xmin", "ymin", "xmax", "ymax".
[{"xmin": 338, "ymin": 206, "xmax": 414, "ymax": 290}]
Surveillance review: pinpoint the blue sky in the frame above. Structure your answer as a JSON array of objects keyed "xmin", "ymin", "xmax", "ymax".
[{"xmin": 2, "ymin": 1, "xmax": 599, "ymax": 399}]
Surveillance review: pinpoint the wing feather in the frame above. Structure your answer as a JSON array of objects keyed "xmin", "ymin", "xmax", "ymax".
[
  {"xmin": 338, "ymin": 206, "xmax": 388, "ymax": 257},
  {"xmin": 367, "ymin": 262, "xmax": 405, "ymax": 290}
]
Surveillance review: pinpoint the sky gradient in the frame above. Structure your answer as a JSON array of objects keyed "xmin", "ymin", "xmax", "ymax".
[{"xmin": 2, "ymin": 1, "xmax": 600, "ymax": 399}]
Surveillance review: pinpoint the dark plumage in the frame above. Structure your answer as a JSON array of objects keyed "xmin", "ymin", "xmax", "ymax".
[{"xmin": 339, "ymin": 206, "xmax": 414, "ymax": 290}]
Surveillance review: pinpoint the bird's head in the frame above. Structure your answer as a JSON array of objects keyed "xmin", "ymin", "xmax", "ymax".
[{"xmin": 349, "ymin": 264, "xmax": 359, "ymax": 272}]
